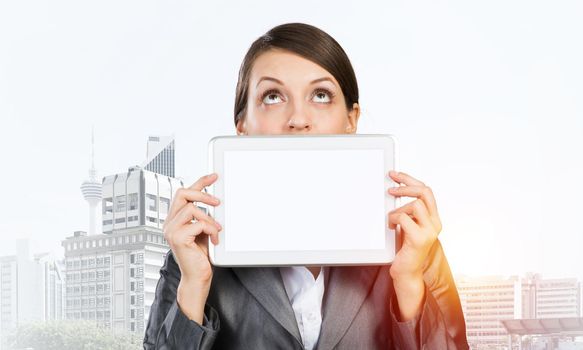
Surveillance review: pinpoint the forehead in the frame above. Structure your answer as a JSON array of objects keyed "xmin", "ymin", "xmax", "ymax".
[{"xmin": 249, "ymin": 49, "xmax": 339, "ymax": 87}]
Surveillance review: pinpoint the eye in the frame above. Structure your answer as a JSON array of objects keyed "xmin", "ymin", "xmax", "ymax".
[
  {"xmin": 312, "ymin": 88, "xmax": 334, "ymax": 104},
  {"xmin": 261, "ymin": 89, "xmax": 284, "ymax": 105}
]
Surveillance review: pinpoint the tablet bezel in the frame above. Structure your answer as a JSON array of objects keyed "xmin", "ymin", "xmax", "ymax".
[{"xmin": 206, "ymin": 133, "xmax": 399, "ymax": 267}]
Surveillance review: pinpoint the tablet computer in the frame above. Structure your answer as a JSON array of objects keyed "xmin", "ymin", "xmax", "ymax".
[{"xmin": 206, "ymin": 133, "xmax": 398, "ymax": 266}]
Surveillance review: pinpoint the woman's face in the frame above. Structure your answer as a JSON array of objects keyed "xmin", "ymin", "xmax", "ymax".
[{"xmin": 236, "ymin": 49, "xmax": 360, "ymax": 136}]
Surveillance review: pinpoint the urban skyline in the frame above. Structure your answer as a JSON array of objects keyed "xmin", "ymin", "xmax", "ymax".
[
  {"xmin": 2, "ymin": 0, "xmax": 582, "ymax": 339},
  {"xmin": 1, "ymin": 133, "xmax": 581, "ymax": 349}
]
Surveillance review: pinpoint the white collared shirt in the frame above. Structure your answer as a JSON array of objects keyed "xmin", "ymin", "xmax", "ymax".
[{"xmin": 279, "ymin": 266, "xmax": 326, "ymax": 350}]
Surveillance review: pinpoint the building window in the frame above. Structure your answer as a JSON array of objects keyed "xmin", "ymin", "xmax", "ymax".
[
  {"xmin": 114, "ymin": 195, "xmax": 126, "ymax": 213},
  {"xmin": 103, "ymin": 198, "xmax": 113, "ymax": 215},
  {"xmin": 115, "ymin": 217, "xmax": 125, "ymax": 224},
  {"xmin": 160, "ymin": 197, "xmax": 170, "ymax": 214},
  {"xmin": 128, "ymin": 193, "xmax": 138, "ymax": 211},
  {"xmin": 128, "ymin": 215, "xmax": 138, "ymax": 222},
  {"xmin": 103, "ymin": 219, "xmax": 112, "ymax": 225},
  {"xmin": 146, "ymin": 194, "xmax": 157, "ymax": 211},
  {"xmin": 147, "ymin": 216, "xmax": 157, "ymax": 223}
]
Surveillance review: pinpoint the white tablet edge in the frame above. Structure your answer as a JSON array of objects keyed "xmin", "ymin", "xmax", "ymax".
[{"xmin": 206, "ymin": 134, "xmax": 399, "ymax": 266}]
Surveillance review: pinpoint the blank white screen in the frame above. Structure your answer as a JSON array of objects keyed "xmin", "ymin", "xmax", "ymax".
[{"xmin": 223, "ymin": 149, "xmax": 386, "ymax": 251}]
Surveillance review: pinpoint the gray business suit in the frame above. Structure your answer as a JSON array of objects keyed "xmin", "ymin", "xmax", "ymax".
[{"xmin": 143, "ymin": 240, "xmax": 469, "ymax": 349}]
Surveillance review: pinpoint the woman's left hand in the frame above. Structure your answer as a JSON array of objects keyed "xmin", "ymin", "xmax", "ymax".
[{"xmin": 386, "ymin": 170, "xmax": 442, "ymax": 320}]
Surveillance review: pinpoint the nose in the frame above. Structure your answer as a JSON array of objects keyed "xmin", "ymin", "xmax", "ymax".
[{"xmin": 287, "ymin": 103, "xmax": 312, "ymax": 132}]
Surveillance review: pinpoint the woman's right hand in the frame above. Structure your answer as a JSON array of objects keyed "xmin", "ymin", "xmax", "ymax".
[{"xmin": 163, "ymin": 173, "xmax": 222, "ymax": 320}]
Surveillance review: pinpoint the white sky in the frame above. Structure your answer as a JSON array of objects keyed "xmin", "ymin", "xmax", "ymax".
[{"xmin": 1, "ymin": 0, "xmax": 582, "ymax": 280}]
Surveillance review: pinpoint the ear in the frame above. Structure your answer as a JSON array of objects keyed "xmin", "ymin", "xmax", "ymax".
[
  {"xmin": 236, "ymin": 117, "xmax": 247, "ymax": 135},
  {"xmin": 345, "ymin": 103, "xmax": 360, "ymax": 134}
]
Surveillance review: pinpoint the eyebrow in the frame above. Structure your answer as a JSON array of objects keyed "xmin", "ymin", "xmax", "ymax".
[{"xmin": 255, "ymin": 76, "xmax": 336, "ymax": 88}]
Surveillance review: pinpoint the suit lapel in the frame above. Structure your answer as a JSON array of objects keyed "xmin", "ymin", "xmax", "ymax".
[
  {"xmin": 316, "ymin": 265, "xmax": 381, "ymax": 350},
  {"xmin": 232, "ymin": 267, "xmax": 303, "ymax": 347}
]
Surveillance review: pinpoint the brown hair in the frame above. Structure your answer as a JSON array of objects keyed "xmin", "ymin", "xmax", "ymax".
[{"xmin": 233, "ymin": 22, "xmax": 359, "ymax": 127}]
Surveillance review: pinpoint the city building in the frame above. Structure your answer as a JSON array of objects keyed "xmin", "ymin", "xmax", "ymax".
[
  {"xmin": 535, "ymin": 278, "xmax": 581, "ymax": 319},
  {"xmin": 101, "ymin": 166, "xmax": 182, "ymax": 234},
  {"xmin": 457, "ymin": 274, "xmax": 583, "ymax": 349},
  {"xmin": 61, "ymin": 227, "xmax": 170, "ymax": 334},
  {"xmin": 0, "ymin": 240, "xmax": 64, "ymax": 348},
  {"xmin": 63, "ymin": 164, "xmax": 185, "ymax": 334},
  {"xmin": 142, "ymin": 135, "xmax": 175, "ymax": 178},
  {"xmin": 457, "ymin": 275, "xmax": 523, "ymax": 348}
]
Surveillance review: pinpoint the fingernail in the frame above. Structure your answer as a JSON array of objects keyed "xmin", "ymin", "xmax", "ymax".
[{"xmin": 389, "ymin": 170, "xmax": 398, "ymax": 177}]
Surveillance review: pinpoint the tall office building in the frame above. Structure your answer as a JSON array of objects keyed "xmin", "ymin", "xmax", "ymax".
[
  {"xmin": 0, "ymin": 240, "xmax": 64, "ymax": 348},
  {"xmin": 61, "ymin": 227, "xmax": 170, "ymax": 334},
  {"xmin": 457, "ymin": 274, "xmax": 583, "ymax": 349},
  {"xmin": 101, "ymin": 166, "xmax": 183, "ymax": 234},
  {"xmin": 457, "ymin": 275, "xmax": 523, "ymax": 348},
  {"xmin": 64, "ymin": 165, "xmax": 185, "ymax": 334},
  {"xmin": 533, "ymin": 277, "xmax": 581, "ymax": 319},
  {"xmin": 142, "ymin": 135, "xmax": 175, "ymax": 178}
]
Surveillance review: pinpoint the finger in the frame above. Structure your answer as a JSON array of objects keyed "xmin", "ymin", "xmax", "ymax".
[
  {"xmin": 388, "ymin": 211, "xmax": 418, "ymax": 233},
  {"xmin": 168, "ymin": 183, "xmax": 220, "ymax": 221},
  {"xmin": 167, "ymin": 174, "xmax": 220, "ymax": 220},
  {"xmin": 388, "ymin": 199, "xmax": 432, "ymax": 228},
  {"xmin": 184, "ymin": 220, "xmax": 220, "ymax": 246},
  {"xmin": 388, "ymin": 171, "xmax": 425, "ymax": 187},
  {"xmin": 388, "ymin": 185, "xmax": 438, "ymax": 218},
  {"xmin": 168, "ymin": 219, "xmax": 220, "ymax": 254},
  {"xmin": 173, "ymin": 202, "xmax": 222, "ymax": 229},
  {"xmin": 194, "ymin": 227, "xmax": 210, "ymax": 256}
]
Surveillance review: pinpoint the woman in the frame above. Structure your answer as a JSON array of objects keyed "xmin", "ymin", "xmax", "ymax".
[{"xmin": 144, "ymin": 23, "xmax": 469, "ymax": 349}]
